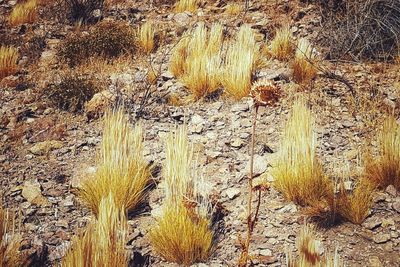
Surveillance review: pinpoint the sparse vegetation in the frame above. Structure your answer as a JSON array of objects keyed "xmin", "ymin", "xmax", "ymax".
[
  {"xmin": 8, "ymin": 0, "xmax": 37, "ymax": 26},
  {"xmin": 150, "ymin": 126, "xmax": 214, "ymax": 266},
  {"xmin": 139, "ymin": 20, "xmax": 156, "ymax": 54},
  {"xmin": 175, "ymin": 0, "xmax": 198, "ymax": 13},
  {"xmin": 272, "ymin": 98, "xmax": 333, "ymax": 206},
  {"xmin": 79, "ymin": 108, "xmax": 150, "ymax": 216},
  {"xmin": 293, "ymin": 38, "xmax": 317, "ymax": 84},
  {"xmin": 0, "ymin": 46, "xmax": 18, "ymax": 79},
  {"xmin": 365, "ymin": 116, "xmax": 400, "ymax": 190},
  {"xmin": 62, "ymin": 194, "xmax": 128, "ymax": 267},
  {"xmin": 58, "ymin": 20, "xmax": 137, "ymax": 66},
  {"xmin": 270, "ymin": 25, "xmax": 293, "ymax": 61}
]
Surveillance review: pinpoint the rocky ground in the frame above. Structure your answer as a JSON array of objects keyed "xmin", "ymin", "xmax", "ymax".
[{"xmin": 1, "ymin": 0, "xmax": 400, "ymax": 266}]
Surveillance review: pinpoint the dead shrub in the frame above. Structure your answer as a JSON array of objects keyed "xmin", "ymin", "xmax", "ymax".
[
  {"xmin": 65, "ymin": 0, "xmax": 104, "ymax": 23},
  {"xmin": 318, "ymin": 0, "xmax": 400, "ymax": 60}
]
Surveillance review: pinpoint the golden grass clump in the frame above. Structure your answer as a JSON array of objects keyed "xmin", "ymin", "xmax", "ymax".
[
  {"xmin": 292, "ymin": 38, "xmax": 317, "ymax": 84},
  {"xmin": 287, "ymin": 225, "xmax": 343, "ymax": 267},
  {"xmin": 175, "ymin": 0, "xmax": 198, "ymax": 13},
  {"xmin": 272, "ymin": 98, "xmax": 332, "ymax": 206},
  {"xmin": 270, "ymin": 25, "xmax": 293, "ymax": 60},
  {"xmin": 170, "ymin": 23, "xmax": 223, "ymax": 99},
  {"xmin": 336, "ymin": 178, "xmax": 375, "ymax": 225},
  {"xmin": 139, "ymin": 21, "xmax": 156, "ymax": 54},
  {"xmin": 365, "ymin": 116, "xmax": 400, "ymax": 190},
  {"xmin": 221, "ymin": 24, "xmax": 260, "ymax": 99},
  {"xmin": 150, "ymin": 126, "xmax": 214, "ymax": 266},
  {"xmin": 79, "ymin": 108, "xmax": 150, "ymax": 216},
  {"xmin": 8, "ymin": 0, "xmax": 37, "ymax": 26},
  {"xmin": 0, "ymin": 46, "xmax": 18, "ymax": 80},
  {"xmin": 0, "ymin": 205, "xmax": 24, "ymax": 267},
  {"xmin": 62, "ymin": 195, "xmax": 128, "ymax": 267},
  {"xmin": 225, "ymin": 3, "xmax": 242, "ymax": 15}
]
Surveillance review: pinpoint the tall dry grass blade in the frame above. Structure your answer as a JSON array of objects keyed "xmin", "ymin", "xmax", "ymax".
[
  {"xmin": 270, "ymin": 25, "xmax": 293, "ymax": 61},
  {"xmin": 293, "ymin": 38, "xmax": 317, "ymax": 84},
  {"xmin": 8, "ymin": 0, "xmax": 37, "ymax": 26},
  {"xmin": 0, "ymin": 46, "xmax": 18, "ymax": 79},
  {"xmin": 139, "ymin": 20, "xmax": 156, "ymax": 54}
]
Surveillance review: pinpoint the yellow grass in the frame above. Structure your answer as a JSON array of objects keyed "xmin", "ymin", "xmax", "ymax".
[
  {"xmin": 0, "ymin": 205, "xmax": 24, "ymax": 266},
  {"xmin": 272, "ymin": 98, "xmax": 332, "ymax": 206},
  {"xmin": 170, "ymin": 23, "xmax": 223, "ymax": 99},
  {"xmin": 175, "ymin": 0, "xmax": 198, "ymax": 13},
  {"xmin": 79, "ymin": 108, "xmax": 150, "ymax": 216},
  {"xmin": 139, "ymin": 21, "xmax": 156, "ymax": 54},
  {"xmin": 225, "ymin": 3, "xmax": 242, "ymax": 15},
  {"xmin": 293, "ymin": 38, "xmax": 317, "ymax": 84},
  {"xmin": 0, "ymin": 46, "xmax": 18, "ymax": 79},
  {"xmin": 62, "ymin": 194, "xmax": 128, "ymax": 267},
  {"xmin": 221, "ymin": 24, "xmax": 260, "ymax": 99},
  {"xmin": 8, "ymin": 0, "xmax": 37, "ymax": 26},
  {"xmin": 270, "ymin": 25, "xmax": 293, "ymax": 61},
  {"xmin": 337, "ymin": 178, "xmax": 375, "ymax": 224},
  {"xmin": 287, "ymin": 225, "xmax": 343, "ymax": 267},
  {"xmin": 365, "ymin": 116, "xmax": 400, "ymax": 190},
  {"xmin": 150, "ymin": 126, "xmax": 213, "ymax": 265}
]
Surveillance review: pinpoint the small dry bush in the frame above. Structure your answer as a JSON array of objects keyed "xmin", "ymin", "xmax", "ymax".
[
  {"xmin": 46, "ymin": 70, "xmax": 101, "ymax": 112},
  {"xmin": 270, "ymin": 25, "xmax": 293, "ymax": 60},
  {"xmin": 221, "ymin": 24, "xmax": 260, "ymax": 99},
  {"xmin": 293, "ymin": 38, "xmax": 317, "ymax": 84},
  {"xmin": 224, "ymin": 3, "xmax": 242, "ymax": 15},
  {"xmin": 318, "ymin": 0, "xmax": 400, "ymax": 60},
  {"xmin": 65, "ymin": 0, "xmax": 104, "ymax": 23},
  {"xmin": 287, "ymin": 225, "xmax": 343, "ymax": 267},
  {"xmin": 175, "ymin": 0, "xmax": 198, "ymax": 13},
  {"xmin": 150, "ymin": 126, "xmax": 214, "ymax": 266},
  {"xmin": 365, "ymin": 116, "xmax": 400, "ymax": 190},
  {"xmin": 0, "ymin": 46, "xmax": 18, "ymax": 79},
  {"xmin": 62, "ymin": 194, "xmax": 128, "ymax": 267},
  {"xmin": 0, "ymin": 206, "xmax": 25, "ymax": 267},
  {"xmin": 79, "ymin": 108, "xmax": 150, "ymax": 216},
  {"xmin": 8, "ymin": 0, "xmax": 37, "ymax": 26},
  {"xmin": 272, "ymin": 98, "xmax": 333, "ymax": 206},
  {"xmin": 58, "ymin": 21, "xmax": 137, "ymax": 66},
  {"xmin": 170, "ymin": 23, "xmax": 223, "ymax": 99},
  {"xmin": 138, "ymin": 21, "xmax": 156, "ymax": 55}
]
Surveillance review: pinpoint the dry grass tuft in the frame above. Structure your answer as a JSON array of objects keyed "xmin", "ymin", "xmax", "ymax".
[
  {"xmin": 8, "ymin": 0, "xmax": 37, "ymax": 26},
  {"xmin": 292, "ymin": 38, "xmax": 317, "ymax": 84},
  {"xmin": 150, "ymin": 126, "xmax": 213, "ymax": 266},
  {"xmin": 175, "ymin": 0, "xmax": 198, "ymax": 13},
  {"xmin": 0, "ymin": 46, "xmax": 18, "ymax": 79},
  {"xmin": 221, "ymin": 24, "xmax": 260, "ymax": 99},
  {"xmin": 170, "ymin": 23, "xmax": 223, "ymax": 99},
  {"xmin": 365, "ymin": 116, "xmax": 400, "ymax": 190},
  {"xmin": 79, "ymin": 108, "xmax": 150, "ymax": 216},
  {"xmin": 224, "ymin": 3, "xmax": 242, "ymax": 15},
  {"xmin": 0, "ymin": 205, "xmax": 24, "ymax": 267},
  {"xmin": 272, "ymin": 98, "xmax": 332, "ymax": 206},
  {"xmin": 336, "ymin": 178, "xmax": 376, "ymax": 224},
  {"xmin": 270, "ymin": 25, "xmax": 293, "ymax": 61},
  {"xmin": 62, "ymin": 194, "xmax": 128, "ymax": 267},
  {"xmin": 287, "ymin": 225, "xmax": 343, "ymax": 267},
  {"xmin": 139, "ymin": 21, "xmax": 156, "ymax": 55}
]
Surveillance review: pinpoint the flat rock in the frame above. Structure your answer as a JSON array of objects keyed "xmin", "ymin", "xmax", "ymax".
[
  {"xmin": 245, "ymin": 155, "xmax": 268, "ymax": 176},
  {"xmin": 393, "ymin": 199, "xmax": 400, "ymax": 213},
  {"xmin": 29, "ymin": 140, "xmax": 63, "ymax": 155},
  {"xmin": 373, "ymin": 233, "xmax": 391, "ymax": 244},
  {"xmin": 225, "ymin": 188, "xmax": 241, "ymax": 200}
]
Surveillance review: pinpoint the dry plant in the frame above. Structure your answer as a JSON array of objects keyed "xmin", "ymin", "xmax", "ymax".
[
  {"xmin": 0, "ymin": 205, "xmax": 24, "ymax": 267},
  {"xmin": 272, "ymin": 98, "xmax": 332, "ymax": 206},
  {"xmin": 8, "ymin": 0, "xmax": 37, "ymax": 26},
  {"xmin": 170, "ymin": 23, "xmax": 223, "ymax": 99},
  {"xmin": 221, "ymin": 24, "xmax": 260, "ymax": 99},
  {"xmin": 238, "ymin": 79, "xmax": 281, "ymax": 267},
  {"xmin": 225, "ymin": 3, "xmax": 242, "ymax": 15},
  {"xmin": 79, "ymin": 108, "xmax": 150, "ymax": 216},
  {"xmin": 287, "ymin": 225, "xmax": 343, "ymax": 267},
  {"xmin": 365, "ymin": 116, "xmax": 400, "ymax": 190},
  {"xmin": 336, "ymin": 178, "xmax": 375, "ymax": 224},
  {"xmin": 270, "ymin": 25, "xmax": 293, "ymax": 61},
  {"xmin": 293, "ymin": 38, "xmax": 317, "ymax": 84},
  {"xmin": 175, "ymin": 0, "xmax": 198, "ymax": 13},
  {"xmin": 0, "ymin": 46, "xmax": 18, "ymax": 79},
  {"xmin": 139, "ymin": 21, "xmax": 156, "ymax": 55},
  {"xmin": 150, "ymin": 126, "xmax": 214, "ymax": 266},
  {"xmin": 62, "ymin": 194, "xmax": 128, "ymax": 267}
]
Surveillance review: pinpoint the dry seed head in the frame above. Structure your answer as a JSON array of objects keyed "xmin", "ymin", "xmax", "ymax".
[{"xmin": 250, "ymin": 79, "xmax": 281, "ymax": 106}]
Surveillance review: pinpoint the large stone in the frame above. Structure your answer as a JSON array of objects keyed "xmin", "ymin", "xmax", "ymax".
[
  {"xmin": 29, "ymin": 140, "xmax": 63, "ymax": 156},
  {"xmin": 21, "ymin": 180, "xmax": 50, "ymax": 206},
  {"xmin": 245, "ymin": 155, "xmax": 268, "ymax": 176},
  {"xmin": 85, "ymin": 90, "xmax": 116, "ymax": 120}
]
